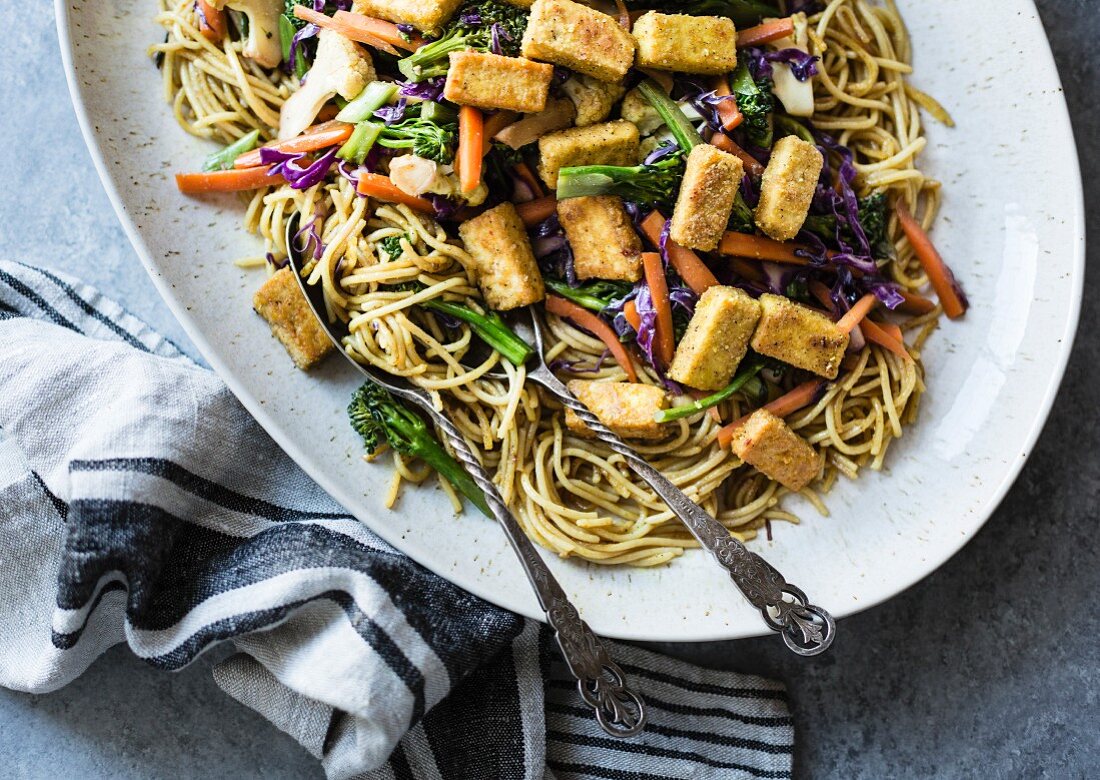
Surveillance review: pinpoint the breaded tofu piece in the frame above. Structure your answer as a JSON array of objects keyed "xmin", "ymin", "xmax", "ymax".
[
  {"xmin": 632, "ymin": 12, "xmax": 737, "ymax": 75},
  {"xmin": 521, "ymin": 0, "xmax": 636, "ymax": 83},
  {"xmin": 351, "ymin": 0, "xmax": 462, "ymax": 32},
  {"xmin": 754, "ymin": 136, "xmax": 824, "ymax": 241},
  {"xmin": 750, "ymin": 294, "xmax": 849, "ymax": 379},
  {"xmin": 443, "ymin": 51, "xmax": 553, "ymax": 113},
  {"xmin": 564, "ymin": 380, "xmax": 669, "ymax": 440},
  {"xmin": 253, "ymin": 267, "xmax": 334, "ymax": 370},
  {"xmin": 670, "ymin": 144, "xmax": 745, "ymax": 251},
  {"xmin": 619, "ymin": 87, "xmax": 664, "ymax": 135},
  {"xmin": 561, "ymin": 75, "xmax": 625, "ymax": 126},
  {"xmin": 537, "ymin": 120, "xmax": 639, "ymax": 189},
  {"xmin": 557, "ymin": 195, "xmax": 643, "ymax": 282},
  {"xmin": 458, "ymin": 202, "xmax": 545, "ymax": 310},
  {"xmin": 668, "ymin": 286, "xmax": 761, "ymax": 390},
  {"xmin": 730, "ymin": 408, "xmax": 819, "ymax": 491}
]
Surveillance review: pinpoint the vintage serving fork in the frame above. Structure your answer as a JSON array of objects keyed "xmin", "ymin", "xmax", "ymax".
[{"xmin": 286, "ymin": 217, "xmax": 646, "ymax": 737}]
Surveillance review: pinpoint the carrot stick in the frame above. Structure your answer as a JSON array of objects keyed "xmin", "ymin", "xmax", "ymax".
[
  {"xmin": 895, "ymin": 201, "xmax": 967, "ymax": 319},
  {"xmin": 730, "ymin": 257, "xmax": 766, "ymax": 283},
  {"xmin": 234, "ymin": 121, "xmax": 354, "ymax": 168},
  {"xmin": 710, "ymin": 133, "xmax": 763, "ymax": 176},
  {"xmin": 196, "ymin": 0, "xmax": 226, "ymax": 42},
  {"xmin": 457, "ymin": 106, "xmax": 484, "ymax": 195},
  {"xmin": 515, "ymin": 195, "xmax": 557, "ymax": 227},
  {"xmin": 836, "ymin": 293, "xmax": 877, "ymax": 334},
  {"xmin": 613, "ymin": 0, "xmax": 631, "ymax": 29},
  {"xmin": 293, "ymin": 7, "xmax": 422, "ymax": 54},
  {"xmin": 860, "ymin": 318, "xmax": 912, "ymax": 361},
  {"xmin": 356, "ymin": 173, "xmax": 435, "ymax": 213},
  {"xmin": 176, "ymin": 166, "xmax": 284, "ymax": 193},
  {"xmin": 641, "ymin": 251, "xmax": 675, "ymax": 367},
  {"xmin": 737, "ymin": 17, "xmax": 795, "ymax": 48},
  {"xmin": 718, "ymin": 231, "xmax": 823, "ymax": 265},
  {"xmin": 712, "ymin": 77, "xmax": 743, "ymax": 131},
  {"xmin": 623, "ymin": 299, "xmax": 641, "ymax": 331},
  {"xmin": 545, "ymin": 295, "xmax": 638, "ymax": 382},
  {"xmin": 896, "ymin": 289, "xmax": 936, "ymax": 315},
  {"xmin": 639, "ymin": 211, "xmax": 719, "ymax": 295},
  {"xmin": 717, "ymin": 379, "xmax": 825, "ymax": 448},
  {"xmin": 512, "ymin": 162, "xmax": 545, "ymax": 199},
  {"xmin": 481, "ymin": 110, "xmax": 519, "ymax": 155},
  {"xmin": 880, "ymin": 321, "xmax": 904, "ymax": 342}
]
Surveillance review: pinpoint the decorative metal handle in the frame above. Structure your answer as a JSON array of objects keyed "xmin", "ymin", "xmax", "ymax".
[
  {"xmin": 529, "ymin": 365, "xmax": 835, "ymax": 656},
  {"xmin": 419, "ymin": 403, "xmax": 647, "ymax": 735}
]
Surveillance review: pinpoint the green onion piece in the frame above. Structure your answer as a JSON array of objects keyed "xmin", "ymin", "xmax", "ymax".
[
  {"xmin": 336, "ymin": 82, "xmax": 400, "ymax": 123},
  {"xmin": 201, "ymin": 129, "xmax": 261, "ymax": 172},
  {"xmin": 654, "ymin": 356, "xmax": 766, "ymax": 423},
  {"xmin": 279, "ymin": 16, "xmax": 309, "ymax": 79},
  {"xmin": 421, "ymin": 300, "xmax": 534, "ymax": 367},
  {"xmin": 637, "ymin": 79, "xmax": 704, "ymax": 153},
  {"xmin": 337, "ymin": 122, "xmax": 383, "ymax": 165}
]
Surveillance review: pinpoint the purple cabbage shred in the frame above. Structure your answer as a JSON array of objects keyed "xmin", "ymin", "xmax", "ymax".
[
  {"xmin": 399, "ymin": 77, "xmax": 446, "ymax": 102},
  {"xmin": 374, "ymin": 98, "xmax": 409, "ymax": 125},
  {"xmin": 260, "ymin": 146, "xmax": 337, "ymax": 190}
]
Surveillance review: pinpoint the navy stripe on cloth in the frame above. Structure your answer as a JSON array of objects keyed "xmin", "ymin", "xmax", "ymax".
[
  {"xmin": 618, "ymin": 662, "xmax": 790, "ymax": 702},
  {"xmin": 0, "ymin": 266, "xmax": 81, "ymax": 331},
  {"xmin": 24, "ymin": 265, "xmax": 148, "ymax": 351}
]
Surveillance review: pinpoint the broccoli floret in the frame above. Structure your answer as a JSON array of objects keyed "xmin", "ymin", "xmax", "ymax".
[
  {"xmin": 348, "ymin": 382, "xmax": 490, "ymax": 515},
  {"xmin": 397, "ymin": 0, "xmax": 529, "ymax": 80},
  {"xmin": 377, "ymin": 118, "xmax": 458, "ymax": 164},
  {"xmin": 857, "ymin": 191, "xmax": 894, "ymax": 262},
  {"xmin": 378, "ymin": 235, "xmax": 407, "ymax": 261},
  {"xmin": 731, "ymin": 60, "xmax": 774, "ymax": 149},
  {"xmin": 452, "ymin": 0, "xmax": 528, "ymax": 54},
  {"xmin": 555, "ymin": 151, "xmax": 685, "ymax": 207},
  {"xmin": 727, "ymin": 191, "xmax": 756, "ymax": 234}
]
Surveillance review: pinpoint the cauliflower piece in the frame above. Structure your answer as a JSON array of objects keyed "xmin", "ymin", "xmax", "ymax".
[
  {"xmin": 388, "ymin": 156, "xmax": 488, "ymax": 206},
  {"xmin": 209, "ymin": 0, "xmax": 284, "ymax": 69},
  {"xmin": 277, "ymin": 29, "xmax": 375, "ymax": 140},
  {"xmin": 620, "ymin": 87, "xmax": 664, "ymax": 136}
]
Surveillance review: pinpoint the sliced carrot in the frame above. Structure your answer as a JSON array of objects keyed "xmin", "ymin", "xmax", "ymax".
[
  {"xmin": 711, "ymin": 77, "xmax": 743, "ymax": 131},
  {"xmin": 456, "ymin": 106, "xmax": 484, "ymax": 195},
  {"xmin": 641, "ymin": 251, "xmax": 675, "ymax": 367},
  {"xmin": 481, "ymin": 110, "xmax": 519, "ymax": 155},
  {"xmin": 896, "ymin": 289, "xmax": 936, "ymax": 315},
  {"xmin": 176, "ymin": 166, "xmax": 284, "ymax": 193},
  {"xmin": 292, "ymin": 6, "xmax": 417, "ymax": 54},
  {"xmin": 316, "ymin": 104, "xmax": 341, "ymax": 123},
  {"xmin": 639, "ymin": 211, "xmax": 719, "ymax": 295},
  {"xmin": 807, "ymin": 279, "xmax": 833, "ymax": 310},
  {"xmin": 880, "ymin": 321, "xmax": 904, "ymax": 342},
  {"xmin": 709, "ymin": 132, "xmax": 764, "ymax": 176},
  {"xmin": 623, "ymin": 299, "xmax": 641, "ymax": 331},
  {"xmin": 737, "ymin": 17, "xmax": 795, "ymax": 48},
  {"xmin": 196, "ymin": 0, "xmax": 226, "ymax": 42},
  {"xmin": 895, "ymin": 201, "xmax": 966, "ymax": 319},
  {"xmin": 613, "ymin": 0, "xmax": 631, "ymax": 29},
  {"xmin": 356, "ymin": 172, "xmax": 435, "ymax": 213},
  {"xmin": 836, "ymin": 293, "xmax": 877, "ymax": 334},
  {"xmin": 515, "ymin": 195, "xmax": 557, "ymax": 227},
  {"xmin": 545, "ymin": 295, "xmax": 638, "ymax": 382},
  {"xmin": 717, "ymin": 379, "xmax": 826, "ymax": 448},
  {"xmin": 718, "ymin": 231, "xmax": 822, "ymax": 265},
  {"xmin": 730, "ymin": 257, "xmax": 766, "ymax": 283},
  {"xmin": 512, "ymin": 162, "xmax": 545, "ymax": 199},
  {"xmin": 234, "ymin": 120, "xmax": 354, "ymax": 168},
  {"xmin": 860, "ymin": 318, "xmax": 912, "ymax": 361}
]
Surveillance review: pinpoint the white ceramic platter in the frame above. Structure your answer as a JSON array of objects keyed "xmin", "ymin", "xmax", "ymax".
[{"xmin": 57, "ymin": 0, "xmax": 1084, "ymax": 641}]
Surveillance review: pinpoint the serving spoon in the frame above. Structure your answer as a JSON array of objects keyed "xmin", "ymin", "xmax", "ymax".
[
  {"xmin": 470, "ymin": 307, "xmax": 836, "ymax": 656},
  {"xmin": 285, "ymin": 216, "xmax": 646, "ymax": 738}
]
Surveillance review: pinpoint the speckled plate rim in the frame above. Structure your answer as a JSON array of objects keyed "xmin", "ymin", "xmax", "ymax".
[{"xmin": 56, "ymin": 0, "xmax": 1085, "ymax": 642}]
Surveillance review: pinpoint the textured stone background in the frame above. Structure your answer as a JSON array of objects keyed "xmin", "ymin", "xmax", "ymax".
[{"xmin": 1, "ymin": 1, "xmax": 1096, "ymax": 777}]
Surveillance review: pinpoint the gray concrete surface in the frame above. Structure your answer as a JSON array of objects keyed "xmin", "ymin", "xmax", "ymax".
[{"xmin": 2, "ymin": 1, "xmax": 1097, "ymax": 777}]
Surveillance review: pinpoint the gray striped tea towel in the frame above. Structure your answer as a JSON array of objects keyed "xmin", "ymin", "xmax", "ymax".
[{"xmin": 0, "ymin": 260, "xmax": 794, "ymax": 779}]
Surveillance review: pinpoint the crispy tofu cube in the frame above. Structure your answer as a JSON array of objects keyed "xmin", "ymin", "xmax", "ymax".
[
  {"xmin": 458, "ymin": 202, "xmax": 545, "ymax": 310},
  {"xmin": 750, "ymin": 294, "xmax": 849, "ymax": 379},
  {"xmin": 668, "ymin": 286, "xmax": 761, "ymax": 390},
  {"xmin": 620, "ymin": 87, "xmax": 664, "ymax": 135},
  {"xmin": 564, "ymin": 380, "xmax": 669, "ymax": 440},
  {"xmin": 253, "ymin": 267, "xmax": 334, "ymax": 370},
  {"xmin": 670, "ymin": 144, "xmax": 745, "ymax": 251},
  {"xmin": 632, "ymin": 12, "xmax": 737, "ymax": 75},
  {"xmin": 521, "ymin": 0, "xmax": 635, "ymax": 82},
  {"xmin": 557, "ymin": 196, "xmax": 643, "ymax": 282},
  {"xmin": 561, "ymin": 75, "xmax": 625, "ymax": 126},
  {"xmin": 443, "ymin": 51, "xmax": 553, "ymax": 113},
  {"xmin": 351, "ymin": 0, "xmax": 462, "ymax": 32},
  {"xmin": 537, "ymin": 120, "xmax": 639, "ymax": 189},
  {"xmin": 754, "ymin": 136, "xmax": 824, "ymax": 241},
  {"xmin": 730, "ymin": 409, "xmax": 819, "ymax": 492}
]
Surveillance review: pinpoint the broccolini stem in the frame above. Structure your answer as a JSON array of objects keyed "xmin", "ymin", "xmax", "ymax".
[
  {"xmin": 638, "ymin": 79, "xmax": 704, "ymax": 153},
  {"xmin": 337, "ymin": 122, "xmax": 383, "ymax": 165},
  {"xmin": 407, "ymin": 435, "xmax": 491, "ymax": 517},
  {"xmin": 544, "ymin": 279, "xmax": 611, "ymax": 312},
  {"xmin": 422, "ymin": 299, "xmax": 534, "ymax": 366},
  {"xmin": 654, "ymin": 357, "xmax": 766, "ymax": 423},
  {"xmin": 202, "ymin": 129, "xmax": 261, "ymax": 172}
]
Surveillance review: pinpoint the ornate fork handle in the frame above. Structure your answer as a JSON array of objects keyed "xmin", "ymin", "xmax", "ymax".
[
  {"xmin": 420, "ymin": 404, "xmax": 646, "ymax": 736},
  {"xmin": 530, "ymin": 366, "xmax": 835, "ymax": 656}
]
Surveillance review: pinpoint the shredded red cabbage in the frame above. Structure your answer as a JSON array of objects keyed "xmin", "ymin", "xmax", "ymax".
[
  {"xmin": 288, "ymin": 23, "xmax": 319, "ymax": 77},
  {"xmin": 396, "ymin": 22, "xmax": 416, "ymax": 35},
  {"xmin": 644, "ymin": 143, "xmax": 681, "ymax": 166},
  {"xmin": 743, "ymin": 47, "xmax": 819, "ymax": 83},
  {"xmin": 399, "ymin": 77, "xmax": 446, "ymax": 102},
  {"xmin": 293, "ymin": 207, "xmax": 327, "ymax": 260},
  {"xmin": 531, "ymin": 214, "xmax": 577, "ymax": 284},
  {"xmin": 549, "ymin": 350, "xmax": 610, "ymax": 374},
  {"xmin": 428, "ymin": 194, "xmax": 460, "ymax": 220},
  {"xmin": 374, "ymin": 98, "xmax": 409, "ymax": 125},
  {"xmin": 260, "ymin": 146, "xmax": 338, "ymax": 189}
]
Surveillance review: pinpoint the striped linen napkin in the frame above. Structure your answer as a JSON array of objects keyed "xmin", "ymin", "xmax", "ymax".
[{"xmin": 0, "ymin": 260, "xmax": 794, "ymax": 779}]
